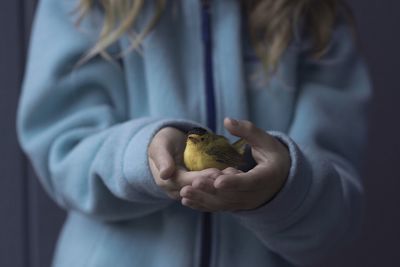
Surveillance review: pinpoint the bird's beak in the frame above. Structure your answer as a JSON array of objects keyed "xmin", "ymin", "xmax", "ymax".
[{"xmin": 188, "ymin": 135, "xmax": 198, "ymax": 143}]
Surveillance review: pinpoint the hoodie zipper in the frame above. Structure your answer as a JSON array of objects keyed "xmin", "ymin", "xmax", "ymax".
[
  {"xmin": 200, "ymin": 0, "xmax": 214, "ymax": 267},
  {"xmin": 201, "ymin": 0, "xmax": 216, "ymax": 132}
]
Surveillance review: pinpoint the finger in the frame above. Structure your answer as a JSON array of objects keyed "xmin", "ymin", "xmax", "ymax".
[
  {"xmin": 172, "ymin": 169, "xmax": 197, "ymax": 188},
  {"xmin": 165, "ymin": 191, "xmax": 181, "ymax": 200},
  {"xmin": 192, "ymin": 177, "xmax": 216, "ymax": 194},
  {"xmin": 222, "ymin": 167, "xmax": 242, "ymax": 175},
  {"xmin": 181, "ymin": 198, "xmax": 211, "ymax": 212},
  {"xmin": 160, "ymin": 169, "xmax": 192, "ymax": 192},
  {"xmin": 224, "ymin": 118, "xmax": 274, "ymax": 149},
  {"xmin": 149, "ymin": 145, "xmax": 176, "ymax": 180},
  {"xmin": 170, "ymin": 168, "xmax": 221, "ymax": 190},
  {"xmin": 189, "ymin": 168, "xmax": 222, "ymax": 193},
  {"xmin": 180, "ymin": 186, "xmax": 221, "ymax": 211},
  {"xmin": 197, "ymin": 168, "xmax": 223, "ymax": 178},
  {"xmin": 214, "ymin": 165, "xmax": 273, "ymax": 191},
  {"xmin": 178, "ymin": 168, "xmax": 222, "ymax": 182},
  {"xmin": 150, "ymin": 158, "xmax": 174, "ymax": 191}
]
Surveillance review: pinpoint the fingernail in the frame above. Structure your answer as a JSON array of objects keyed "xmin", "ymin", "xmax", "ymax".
[
  {"xmin": 160, "ymin": 174, "xmax": 169, "ymax": 180},
  {"xmin": 228, "ymin": 118, "xmax": 239, "ymax": 126},
  {"xmin": 160, "ymin": 167, "xmax": 170, "ymax": 180}
]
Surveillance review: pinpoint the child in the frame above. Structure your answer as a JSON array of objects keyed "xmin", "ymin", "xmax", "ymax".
[{"xmin": 17, "ymin": 0, "xmax": 371, "ymax": 266}]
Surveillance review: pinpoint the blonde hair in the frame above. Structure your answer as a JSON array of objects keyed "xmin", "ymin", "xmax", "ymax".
[{"xmin": 77, "ymin": 0, "xmax": 347, "ymax": 70}]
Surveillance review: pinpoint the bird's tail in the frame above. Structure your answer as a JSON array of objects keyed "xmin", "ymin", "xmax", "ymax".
[
  {"xmin": 233, "ymin": 138, "xmax": 257, "ymax": 172},
  {"xmin": 232, "ymin": 138, "xmax": 247, "ymax": 155}
]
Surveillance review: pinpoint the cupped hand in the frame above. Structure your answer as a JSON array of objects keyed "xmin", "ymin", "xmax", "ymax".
[
  {"xmin": 180, "ymin": 118, "xmax": 291, "ymax": 212},
  {"xmin": 148, "ymin": 127, "xmax": 221, "ymax": 200}
]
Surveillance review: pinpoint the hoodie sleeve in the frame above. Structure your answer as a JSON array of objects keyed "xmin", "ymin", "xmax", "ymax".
[
  {"xmin": 233, "ymin": 20, "xmax": 371, "ymax": 265},
  {"xmin": 17, "ymin": 0, "xmax": 200, "ymax": 221}
]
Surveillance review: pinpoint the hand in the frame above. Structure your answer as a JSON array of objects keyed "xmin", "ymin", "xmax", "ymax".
[
  {"xmin": 148, "ymin": 127, "xmax": 221, "ymax": 200},
  {"xmin": 180, "ymin": 118, "xmax": 291, "ymax": 212}
]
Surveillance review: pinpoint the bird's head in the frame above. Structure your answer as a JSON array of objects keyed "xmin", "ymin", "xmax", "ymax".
[{"xmin": 186, "ymin": 127, "xmax": 212, "ymax": 147}]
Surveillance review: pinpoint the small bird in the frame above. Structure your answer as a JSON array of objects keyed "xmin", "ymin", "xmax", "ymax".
[{"xmin": 183, "ymin": 127, "xmax": 254, "ymax": 171}]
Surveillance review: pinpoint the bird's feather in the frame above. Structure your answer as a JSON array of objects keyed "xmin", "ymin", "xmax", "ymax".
[{"xmin": 205, "ymin": 144, "xmax": 242, "ymax": 167}]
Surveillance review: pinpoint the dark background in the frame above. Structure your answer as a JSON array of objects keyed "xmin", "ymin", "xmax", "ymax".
[{"xmin": 1, "ymin": 0, "xmax": 399, "ymax": 266}]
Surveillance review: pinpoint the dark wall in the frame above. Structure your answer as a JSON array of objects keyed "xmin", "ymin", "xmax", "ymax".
[
  {"xmin": 0, "ymin": 1, "xmax": 399, "ymax": 267},
  {"xmin": 0, "ymin": 1, "xmax": 66, "ymax": 267},
  {"xmin": 330, "ymin": 0, "xmax": 400, "ymax": 266}
]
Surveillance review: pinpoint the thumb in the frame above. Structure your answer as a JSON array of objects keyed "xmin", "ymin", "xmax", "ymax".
[
  {"xmin": 149, "ymin": 146, "xmax": 175, "ymax": 180},
  {"xmin": 224, "ymin": 118, "xmax": 270, "ymax": 148}
]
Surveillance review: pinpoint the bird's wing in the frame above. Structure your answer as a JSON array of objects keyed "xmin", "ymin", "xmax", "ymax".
[
  {"xmin": 214, "ymin": 135, "xmax": 229, "ymax": 141},
  {"xmin": 206, "ymin": 144, "xmax": 242, "ymax": 167}
]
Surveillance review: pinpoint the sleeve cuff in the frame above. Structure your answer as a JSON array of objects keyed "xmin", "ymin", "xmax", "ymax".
[
  {"xmin": 232, "ymin": 131, "xmax": 312, "ymax": 230},
  {"xmin": 122, "ymin": 118, "xmax": 204, "ymax": 201}
]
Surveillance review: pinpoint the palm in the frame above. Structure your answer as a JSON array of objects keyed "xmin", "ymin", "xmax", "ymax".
[{"xmin": 179, "ymin": 119, "xmax": 291, "ymax": 212}]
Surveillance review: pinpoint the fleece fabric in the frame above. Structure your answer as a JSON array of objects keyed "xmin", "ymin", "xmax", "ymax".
[{"xmin": 17, "ymin": 0, "xmax": 371, "ymax": 266}]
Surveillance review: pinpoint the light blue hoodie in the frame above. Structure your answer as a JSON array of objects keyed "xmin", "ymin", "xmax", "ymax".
[{"xmin": 17, "ymin": 0, "xmax": 371, "ymax": 266}]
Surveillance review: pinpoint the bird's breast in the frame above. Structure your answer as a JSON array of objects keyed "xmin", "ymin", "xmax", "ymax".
[{"xmin": 184, "ymin": 145, "xmax": 229, "ymax": 171}]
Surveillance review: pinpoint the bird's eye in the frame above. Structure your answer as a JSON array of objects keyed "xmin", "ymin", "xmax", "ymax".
[{"xmin": 200, "ymin": 137, "xmax": 205, "ymax": 141}]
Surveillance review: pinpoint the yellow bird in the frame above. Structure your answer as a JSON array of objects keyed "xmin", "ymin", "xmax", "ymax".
[{"xmin": 183, "ymin": 127, "xmax": 254, "ymax": 171}]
